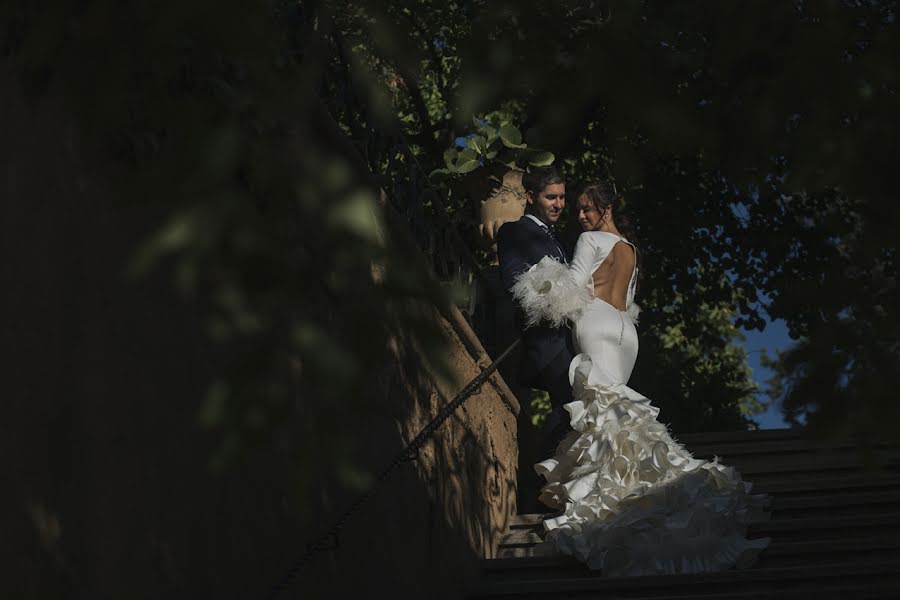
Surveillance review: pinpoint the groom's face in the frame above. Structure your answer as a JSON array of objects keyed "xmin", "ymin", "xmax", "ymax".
[{"xmin": 528, "ymin": 183, "xmax": 566, "ymax": 226}]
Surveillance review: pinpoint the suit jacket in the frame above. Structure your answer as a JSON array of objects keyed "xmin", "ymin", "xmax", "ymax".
[{"xmin": 496, "ymin": 215, "xmax": 574, "ymax": 390}]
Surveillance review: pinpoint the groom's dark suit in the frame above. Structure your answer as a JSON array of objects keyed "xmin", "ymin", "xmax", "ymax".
[{"xmin": 497, "ymin": 215, "xmax": 575, "ymax": 403}]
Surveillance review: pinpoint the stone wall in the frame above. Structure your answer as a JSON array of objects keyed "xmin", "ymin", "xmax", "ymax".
[{"xmin": 299, "ymin": 304, "xmax": 520, "ymax": 598}]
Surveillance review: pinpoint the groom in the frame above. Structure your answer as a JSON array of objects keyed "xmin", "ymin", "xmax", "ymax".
[{"xmin": 497, "ymin": 166, "xmax": 575, "ymax": 432}]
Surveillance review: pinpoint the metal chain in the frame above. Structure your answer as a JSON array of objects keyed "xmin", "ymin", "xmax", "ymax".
[{"xmin": 265, "ymin": 337, "xmax": 521, "ymax": 600}]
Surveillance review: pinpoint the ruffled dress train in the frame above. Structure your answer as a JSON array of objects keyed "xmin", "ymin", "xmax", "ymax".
[{"xmin": 512, "ymin": 241, "xmax": 770, "ymax": 577}]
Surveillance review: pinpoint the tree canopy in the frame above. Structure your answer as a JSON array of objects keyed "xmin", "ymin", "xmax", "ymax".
[{"xmin": 4, "ymin": 0, "xmax": 897, "ymax": 495}]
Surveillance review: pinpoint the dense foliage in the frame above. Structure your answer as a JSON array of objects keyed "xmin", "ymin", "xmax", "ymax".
[{"xmin": 3, "ymin": 0, "xmax": 896, "ymax": 496}]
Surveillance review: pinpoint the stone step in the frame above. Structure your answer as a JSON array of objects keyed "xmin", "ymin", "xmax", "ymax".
[
  {"xmin": 497, "ymin": 513, "xmax": 900, "ymax": 555},
  {"xmin": 472, "ymin": 585, "xmax": 899, "ymax": 600},
  {"xmin": 516, "ymin": 473, "xmax": 900, "ymax": 517},
  {"xmin": 516, "ymin": 454, "xmax": 899, "ymax": 506},
  {"xmin": 704, "ymin": 460, "xmax": 899, "ymax": 481},
  {"xmin": 491, "ymin": 534, "xmax": 900, "ymax": 569},
  {"xmin": 764, "ymin": 488, "xmax": 900, "ymax": 518},
  {"xmin": 676, "ymin": 427, "xmax": 895, "ymax": 447},
  {"xmin": 679, "ymin": 429, "xmax": 894, "ymax": 449},
  {"xmin": 688, "ymin": 441, "xmax": 900, "ymax": 461},
  {"xmin": 749, "ymin": 512, "xmax": 900, "ymax": 541},
  {"xmin": 544, "ymin": 427, "xmax": 894, "ymax": 454},
  {"xmin": 752, "ymin": 472, "xmax": 900, "ymax": 495},
  {"xmin": 488, "ymin": 533, "xmax": 900, "ymax": 570},
  {"xmin": 523, "ymin": 452, "xmax": 899, "ymax": 481},
  {"xmin": 510, "ymin": 489, "xmax": 900, "ymax": 530},
  {"xmin": 479, "ymin": 430, "xmax": 900, "ymax": 598},
  {"xmin": 719, "ymin": 446, "xmax": 898, "ymax": 465},
  {"xmin": 468, "ymin": 558, "xmax": 900, "ymax": 598},
  {"xmin": 675, "ymin": 429, "xmax": 807, "ymax": 445}
]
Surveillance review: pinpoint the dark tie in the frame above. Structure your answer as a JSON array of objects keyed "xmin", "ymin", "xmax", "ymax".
[{"xmin": 543, "ymin": 226, "xmax": 566, "ymax": 262}]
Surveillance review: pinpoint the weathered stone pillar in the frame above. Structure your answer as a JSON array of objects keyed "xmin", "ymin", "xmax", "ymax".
[{"xmin": 478, "ymin": 169, "xmax": 527, "ymax": 253}]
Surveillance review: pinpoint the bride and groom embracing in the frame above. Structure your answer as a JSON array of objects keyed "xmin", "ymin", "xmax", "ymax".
[{"xmin": 496, "ymin": 166, "xmax": 770, "ymax": 576}]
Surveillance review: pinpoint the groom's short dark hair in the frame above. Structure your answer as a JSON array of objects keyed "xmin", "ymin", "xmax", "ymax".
[{"xmin": 522, "ymin": 166, "xmax": 565, "ymax": 198}]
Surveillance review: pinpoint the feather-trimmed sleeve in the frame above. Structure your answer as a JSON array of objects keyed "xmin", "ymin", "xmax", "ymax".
[{"xmin": 510, "ymin": 257, "xmax": 592, "ymax": 328}]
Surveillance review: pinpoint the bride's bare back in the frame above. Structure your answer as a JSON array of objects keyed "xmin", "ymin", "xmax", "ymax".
[{"xmin": 591, "ymin": 241, "xmax": 636, "ymax": 311}]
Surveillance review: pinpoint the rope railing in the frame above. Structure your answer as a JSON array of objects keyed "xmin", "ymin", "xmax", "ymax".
[{"xmin": 264, "ymin": 336, "xmax": 521, "ymax": 600}]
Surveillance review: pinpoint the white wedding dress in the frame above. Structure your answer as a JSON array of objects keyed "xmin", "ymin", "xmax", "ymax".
[{"xmin": 511, "ymin": 231, "xmax": 770, "ymax": 576}]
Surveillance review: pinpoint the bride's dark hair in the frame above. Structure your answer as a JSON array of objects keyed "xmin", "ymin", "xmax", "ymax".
[
  {"xmin": 579, "ymin": 181, "xmax": 641, "ymax": 292},
  {"xmin": 578, "ymin": 181, "xmax": 637, "ymax": 244}
]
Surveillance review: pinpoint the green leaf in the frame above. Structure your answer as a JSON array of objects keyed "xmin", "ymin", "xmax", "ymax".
[
  {"xmin": 455, "ymin": 149, "xmax": 480, "ymax": 173},
  {"xmin": 484, "ymin": 137, "xmax": 504, "ymax": 160},
  {"xmin": 465, "ymin": 135, "xmax": 487, "ymax": 154},
  {"xmin": 526, "ymin": 150, "xmax": 555, "ymax": 166},
  {"xmin": 443, "ymin": 147, "xmax": 459, "ymax": 169},
  {"xmin": 429, "ymin": 168, "xmax": 453, "ymax": 177},
  {"xmin": 499, "ymin": 124, "xmax": 526, "ymax": 148},
  {"xmin": 326, "ymin": 190, "xmax": 383, "ymax": 243}
]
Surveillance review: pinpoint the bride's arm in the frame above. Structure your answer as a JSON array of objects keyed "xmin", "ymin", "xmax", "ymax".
[
  {"xmin": 568, "ymin": 233, "xmax": 596, "ymax": 292},
  {"xmin": 510, "ymin": 233, "xmax": 594, "ymax": 328}
]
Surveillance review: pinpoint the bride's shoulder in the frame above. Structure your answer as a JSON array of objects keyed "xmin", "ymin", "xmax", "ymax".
[{"xmin": 578, "ymin": 230, "xmax": 622, "ymax": 245}]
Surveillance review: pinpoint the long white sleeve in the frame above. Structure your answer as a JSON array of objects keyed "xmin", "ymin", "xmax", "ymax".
[
  {"xmin": 568, "ymin": 233, "xmax": 598, "ymax": 293},
  {"xmin": 511, "ymin": 257, "xmax": 592, "ymax": 328}
]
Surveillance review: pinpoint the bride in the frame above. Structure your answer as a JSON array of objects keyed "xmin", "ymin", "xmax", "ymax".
[{"xmin": 511, "ymin": 181, "xmax": 770, "ymax": 576}]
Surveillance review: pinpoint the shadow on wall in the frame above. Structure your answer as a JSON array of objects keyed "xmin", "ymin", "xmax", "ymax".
[{"xmin": 296, "ymin": 302, "xmax": 520, "ymax": 598}]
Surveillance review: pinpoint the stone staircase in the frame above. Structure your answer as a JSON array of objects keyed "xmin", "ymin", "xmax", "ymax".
[{"xmin": 470, "ymin": 429, "xmax": 900, "ymax": 598}]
